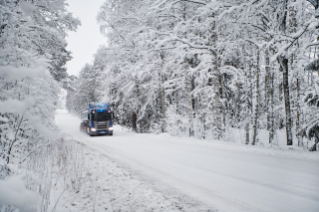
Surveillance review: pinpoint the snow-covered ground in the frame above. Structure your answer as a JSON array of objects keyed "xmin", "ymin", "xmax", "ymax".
[
  {"xmin": 55, "ymin": 109, "xmax": 319, "ymax": 212},
  {"xmin": 49, "ymin": 138, "xmax": 211, "ymax": 212}
]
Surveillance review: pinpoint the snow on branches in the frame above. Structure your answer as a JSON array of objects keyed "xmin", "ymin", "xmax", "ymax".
[{"xmin": 67, "ymin": 0, "xmax": 319, "ymax": 151}]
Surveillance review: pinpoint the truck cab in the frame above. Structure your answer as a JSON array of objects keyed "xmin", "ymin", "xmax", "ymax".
[{"xmin": 80, "ymin": 103, "xmax": 114, "ymax": 136}]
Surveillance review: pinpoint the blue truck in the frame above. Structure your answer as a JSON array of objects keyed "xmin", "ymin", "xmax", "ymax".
[{"xmin": 80, "ymin": 103, "xmax": 114, "ymax": 136}]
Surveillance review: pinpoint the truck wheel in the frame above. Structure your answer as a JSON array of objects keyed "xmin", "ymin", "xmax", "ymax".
[{"xmin": 109, "ymin": 133, "xmax": 113, "ymax": 136}]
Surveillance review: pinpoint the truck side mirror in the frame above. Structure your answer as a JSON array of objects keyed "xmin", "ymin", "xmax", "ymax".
[{"xmin": 88, "ymin": 114, "xmax": 90, "ymax": 120}]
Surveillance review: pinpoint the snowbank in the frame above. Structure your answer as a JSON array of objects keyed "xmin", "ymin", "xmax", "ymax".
[{"xmin": 0, "ymin": 175, "xmax": 40, "ymax": 212}]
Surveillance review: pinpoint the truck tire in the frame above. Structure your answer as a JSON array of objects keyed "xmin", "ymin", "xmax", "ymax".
[{"xmin": 109, "ymin": 132, "xmax": 113, "ymax": 136}]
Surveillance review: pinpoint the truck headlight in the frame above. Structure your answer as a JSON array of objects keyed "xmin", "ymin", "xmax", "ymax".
[
  {"xmin": 108, "ymin": 127, "xmax": 113, "ymax": 131},
  {"xmin": 91, "ymin": 128, "xmax": 97, "ymax": 132}
]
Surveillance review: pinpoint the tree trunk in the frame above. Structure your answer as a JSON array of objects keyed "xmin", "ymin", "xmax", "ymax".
[
  {"xmin": 249, "ymin": 61, "xmax": 254, "ymax": 125},
  {"xmin": 265, "ymin": 48, "xmax": 274, "ymax": 143},
  {"xmin": 185, "ymin": 65, "xmax": 193, "ymax": 137},
  {"xmin": 210, "ymin": 51, "xmax": 223, "ymax": 140},
  {"xmin": 201, "ymin": 92, "xmax": 207, "ymax": 139},
  {"xmin": 309, "ymin": 139, "xmax": 318, "ymax": 151},
  {"xmin": 159, "ymin": 52, "xmax": 166, "ymax": 133},
  {"xmin": 269, "ymin": 71, "xmax": 275, "ymax": 144},
  {"xmin": 278, "ymin": 67, "xmax": 284, "ymax": 130},
  {"xmin": 160, "ymin": 85, "xmax": 166, "ymax": 133},
  {"xmin": 192, "ymin": 76, "xmax": 196, "ymax": 136},
  {"xmin": 279, "ymin": 56, "xmax": 293, "ymax": 145},
  {"xmin": 252, "ymin": 48, "xmax": 260, "ymax": 145},
  {"xmin": 136, "ymin": 80, "xmax": 142, "ymax": 133},
  {"xmin": 242, "ymin": 44, "xmax": 250, "ymax": 145},
  {"xmin": 210, "ymin": 12, "xmax": 223, "ymax": 139},
  {"xmin": 296, "ymin": 78, "xmax": 302, "ymax": 146},
  {"xmin": 132, "ymin": 112, "xmax": 137, "ymax": 132},
  {"xmin": 265, "ymin": 48, "xmax": 270, "ymax": 131},
  {"xmin": 221, "ymin": 74, "xmax": 226, "ymax": 134}
]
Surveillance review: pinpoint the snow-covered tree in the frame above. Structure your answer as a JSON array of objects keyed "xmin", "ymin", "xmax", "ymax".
[
  {"xmin": 0, "ymin": 0, "xmax": 80, "ymax": 210},
  {"xmin": 67, "ymin": 0, "xmax": 319, "ymax": 151}
]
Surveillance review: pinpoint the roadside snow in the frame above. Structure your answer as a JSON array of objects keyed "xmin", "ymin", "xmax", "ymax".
[
  {"xmin": 0, "ymin": 174, "xmax": 40, "ymax": 212},
  {"xmin": 51, "ymin": 140, "xmax": 214, "ymax": 212}
]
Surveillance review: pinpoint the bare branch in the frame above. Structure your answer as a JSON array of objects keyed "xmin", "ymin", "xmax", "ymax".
[
  {"xmin": 306, "ymin": 0, "xmax": 319, "ymax": 9},
  {"xmin": 159, "ymin": 15, "xmax": 182, "ymax": 21},
  {"xmin": 218, "ymin": 0, "xmax": 265, "ymax": 19},
  {"xmin": 172, "ymin": 39, "xmax": 216, "ymax": 54},
  {"xmin": 106, "ymin": 19, "xmax": 126, "ymax": 41},
  {"xmin": 183, "ymin": 0, "xmax": 206, "ymax": 5},
  {"xmin": 285, "ymin": 23, "xmax": 311, "ymax": 51},
  {"xmin": 304, "ymin": 41, "xmax": 319, "ymax": 49},
  {"xmin": 7, "ymin": 116, "xmax": 24, "ymax": 164}
]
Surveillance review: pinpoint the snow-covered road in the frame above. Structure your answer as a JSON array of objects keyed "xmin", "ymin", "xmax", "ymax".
[{"xmin": 55, "ymin": 109, "xmax": 319, "ymax": 212}]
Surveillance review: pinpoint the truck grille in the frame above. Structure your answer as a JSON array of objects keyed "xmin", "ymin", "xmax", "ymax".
[{"xmin": 95, "ymin": 122, "xmax": 109, "ymax": 130}]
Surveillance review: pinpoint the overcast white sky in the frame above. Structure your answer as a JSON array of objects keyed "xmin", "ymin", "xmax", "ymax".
[{"xmin": 66, "ymin": 0, "xmax": 107, "ymax": 76}]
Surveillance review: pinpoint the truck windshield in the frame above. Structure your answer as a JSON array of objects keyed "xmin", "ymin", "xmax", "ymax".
[{"xmin": 91, "ymin": 112, "xmax": 112, "ymax": 121}]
